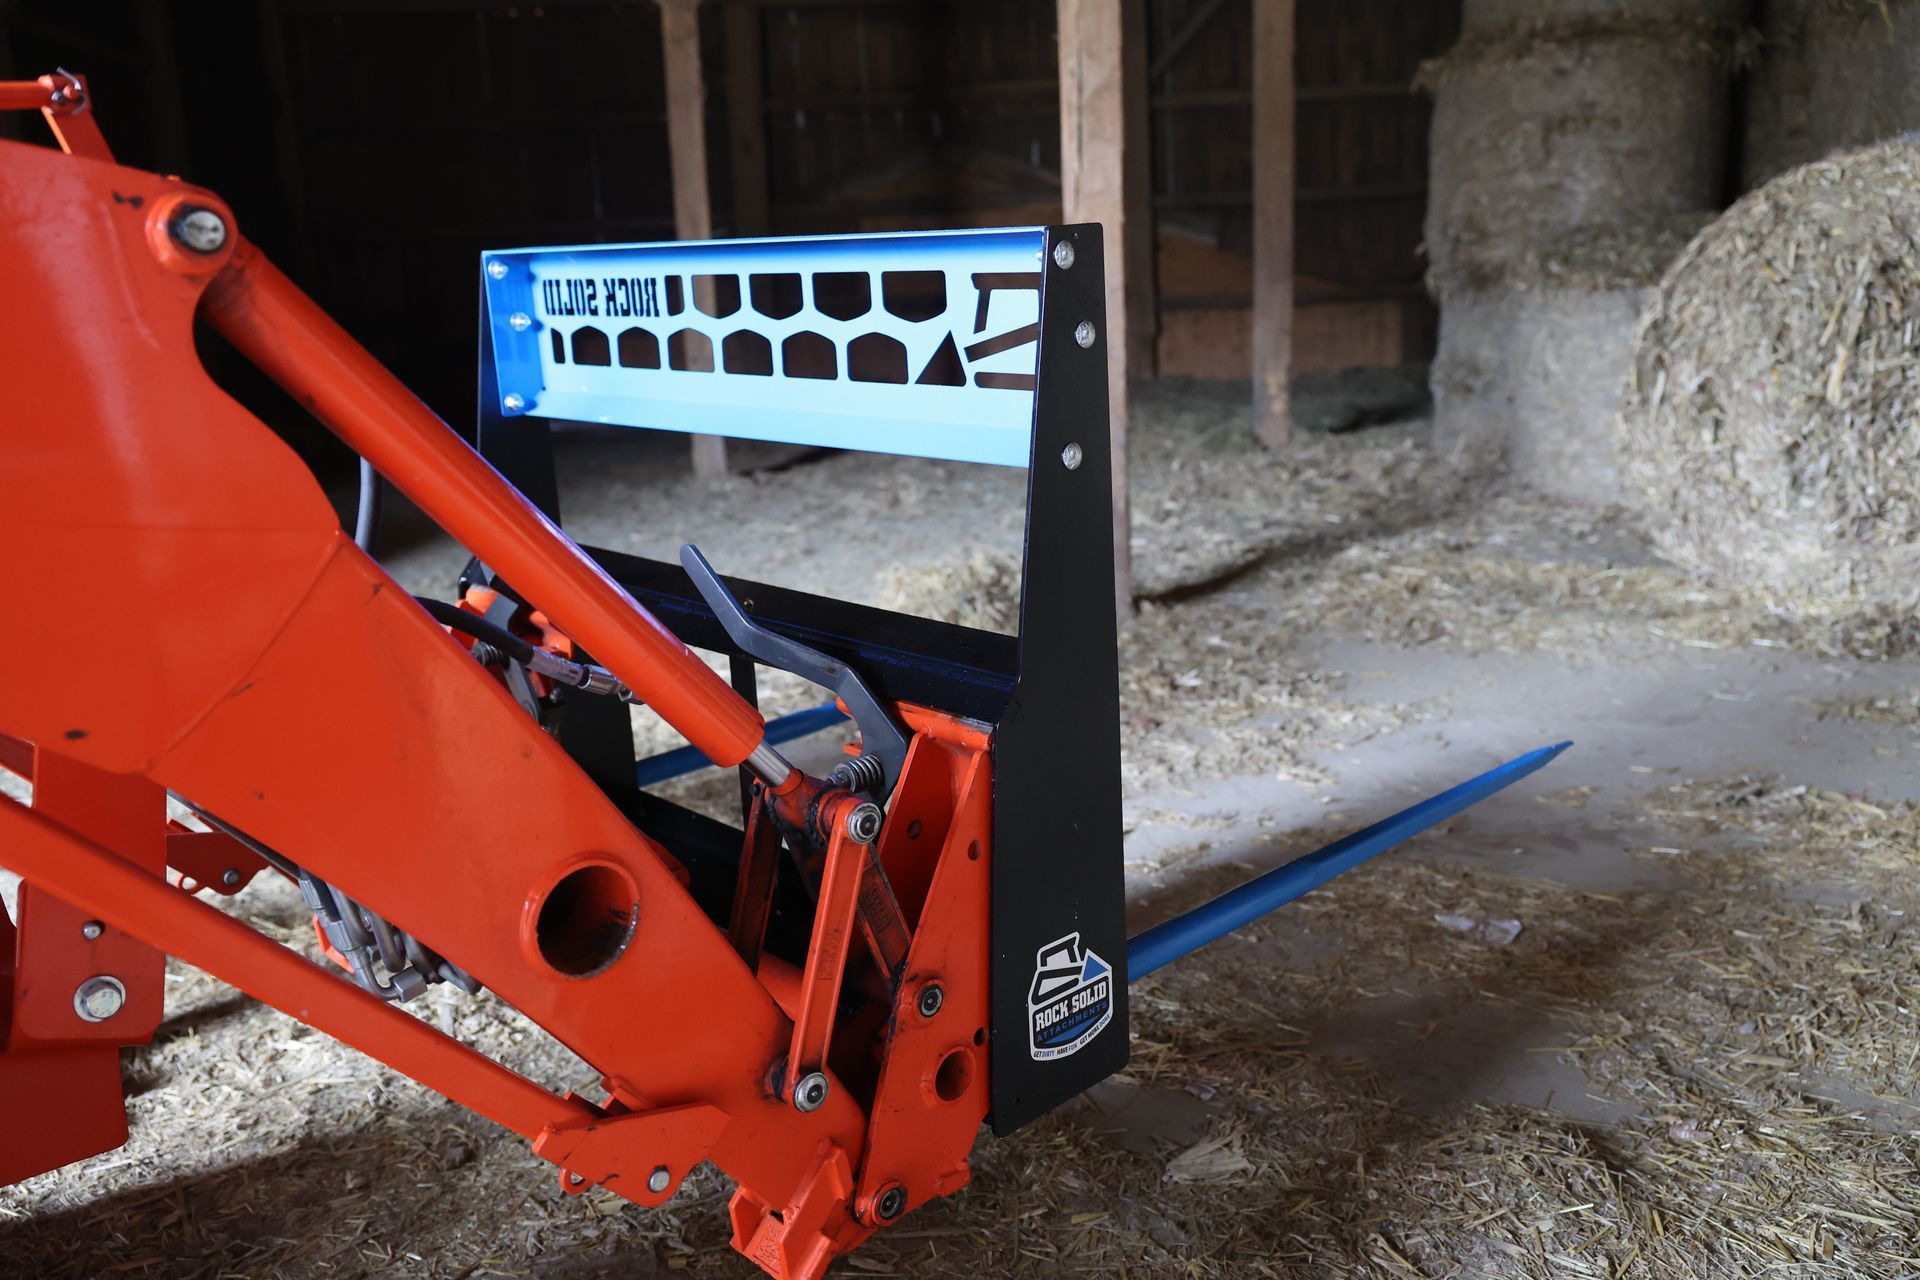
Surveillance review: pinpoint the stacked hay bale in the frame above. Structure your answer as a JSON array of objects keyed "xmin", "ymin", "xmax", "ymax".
[
  {"xmin": 1618, "ymin": 138, "xmax": 1920, "ymax": 607},
  {"xmin": 1423, "ymin": 0, "xmax": 1749, "ymax": 501},
  {"xmin": 1745, "ymin": 0, "xmax": 1920, "ymax": 185}
]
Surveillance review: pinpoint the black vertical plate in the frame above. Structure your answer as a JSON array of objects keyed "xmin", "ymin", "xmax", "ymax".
[{"xmin": 987, "ymin": 224, "xmax": 1129, "ymax": 1135}]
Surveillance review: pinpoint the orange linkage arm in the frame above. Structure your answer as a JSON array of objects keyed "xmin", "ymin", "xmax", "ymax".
[
  {"xmin": 199, "ymin": 242, "xmax": 768, "ymax": 770},
  {"xmin": 0, "ymin": 72, "xmax": 112, "ymax": 162}
]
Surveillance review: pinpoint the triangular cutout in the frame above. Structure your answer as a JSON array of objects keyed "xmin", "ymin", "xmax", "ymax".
[{"xmin": 914, "ymin": 332, "xmax": 967, "ymax": 386}]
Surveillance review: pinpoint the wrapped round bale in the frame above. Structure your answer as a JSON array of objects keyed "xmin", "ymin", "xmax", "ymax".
[{"xmin": 1618, "ymin": 138, "xmax": 1920, "ymax": 604}]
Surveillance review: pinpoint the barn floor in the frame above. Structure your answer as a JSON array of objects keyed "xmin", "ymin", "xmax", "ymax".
[{"xmin": 5, "ymin": 379, "xmax": 1919, "ymax": 1278}]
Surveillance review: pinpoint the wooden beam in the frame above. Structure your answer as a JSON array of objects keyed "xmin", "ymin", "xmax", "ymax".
[
  {"xmin": 1121, "ymin": 0, "xmax": 1156, "ymax": 377},
  {"xmin": 1252, "ymin": 0, "xmax": 1295, "ymax": 450},
  {"xmin": 1058, "ymin": 0, "xmax": 1136, "ymax": 618},
  {"xmin": 723, "ymin": 0, "xmax": 768, "ymax": 235},
  {"xmin": 659, "ymin": 0, "xmax": 729, "ymax": 479}
]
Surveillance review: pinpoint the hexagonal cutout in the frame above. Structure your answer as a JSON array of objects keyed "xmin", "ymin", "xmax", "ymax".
[
  {"xmin": 750, "ymin": 272, "xmax": 804, "ymax": 320},
  {"xmin": 782, "ymin": 331, "xmax": 836, "ymax": 380},
  {"xmin": 813, "ymin": 272, "xmax": 871, "ymax": 321},
  {"xmin": 847, "ymin": 333, "xmax": 908, "ymax": 384},
  {"xmin": 668, "ymin": 329, "xmax": 714, "ymax": 372},
  {"xmin": 571, "ymin": 326, "xmax": 610, "ymax": 367},
  {"xmin": 882, "ymin": 270, "xmax": 946, "ymax": 323},
  {"xmin": 723, "ymin": 330, "xmax": 773, "ymax": 376},
  {"xmin": 693, "ymin": 274, "xmax": 742, "ymax": 319}
]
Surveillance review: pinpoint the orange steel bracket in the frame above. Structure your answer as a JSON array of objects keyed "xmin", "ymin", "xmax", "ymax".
[{"xmin": 0, "ymin": 75, "xmax": 1003, "ymax": 1280}]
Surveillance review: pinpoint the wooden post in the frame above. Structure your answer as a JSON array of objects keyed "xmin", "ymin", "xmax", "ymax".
[
  {"xmin": 724, "ymin": 1, "xmax": 769, "ymax": 236},
  {"xmin": 1121, "ymin": 0, "xmax": 1156, "ymax": 376},
  {"xmin": 1058, "ymin": 0, "xmax": 1137, "ymax": 619},
  {"xmin": 1252, "ymin": 0, "xmax": 1295, "ymax": 449},
  {"xmin": 659, "ymin": 0, "xmax": 728, "ymax": 479}
]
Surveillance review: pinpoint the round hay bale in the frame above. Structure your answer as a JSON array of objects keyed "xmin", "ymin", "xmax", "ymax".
[
  {"xmin": 1422, "ymin": 4, "xmax": 1742, "ymax": 289},
  {"xmin": 1619, "ymin": 138, "xmax": 1920, "ymax": 603},
  {"xmin": 1744, "ymin": 0, "xmax": 1920, "ymax": 186}
]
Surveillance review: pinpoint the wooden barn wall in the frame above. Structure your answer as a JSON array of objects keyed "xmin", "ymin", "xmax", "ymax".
[{"xmin": 1, "ymin": 0, "xmax": 1461, "ymax": 430}]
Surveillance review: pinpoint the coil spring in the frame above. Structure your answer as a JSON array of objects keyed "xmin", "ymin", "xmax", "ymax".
[{"xmin": 828, "ymin": 751, "xmax": 885, "ymax": 794}]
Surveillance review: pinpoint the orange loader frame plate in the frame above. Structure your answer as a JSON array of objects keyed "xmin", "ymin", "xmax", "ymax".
[{"xmin": 0, "ymin": 74, "xmax": 1000, "ymax": 1278}]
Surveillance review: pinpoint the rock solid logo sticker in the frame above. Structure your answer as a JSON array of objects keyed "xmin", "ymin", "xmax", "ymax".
[{"xmin": 1027, "ymin": 932, "xmax": 1113, "ymax": 1061}]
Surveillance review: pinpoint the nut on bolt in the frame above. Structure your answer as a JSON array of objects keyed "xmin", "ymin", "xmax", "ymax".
[
  {"xmin": 916, "ymin": 983, "xmax": 944, "ymax": 1018},
  {"xmin": 792, "ymin": 1071, "xmax": 830, "ymax": 1113},
  {"xmin": 845, "ymin": 802, "xmax": 884, "ymax": 845}
]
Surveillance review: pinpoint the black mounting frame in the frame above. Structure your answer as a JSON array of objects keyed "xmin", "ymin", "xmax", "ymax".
[{"xmin": 473, "ymin": 225, "xmax": 1127, "ymax": 1135}]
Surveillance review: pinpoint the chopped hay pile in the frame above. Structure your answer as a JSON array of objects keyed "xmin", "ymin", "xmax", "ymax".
[{"xmin": 1619, "ymin": 137, "xmax": 1920, "ymax": 606}]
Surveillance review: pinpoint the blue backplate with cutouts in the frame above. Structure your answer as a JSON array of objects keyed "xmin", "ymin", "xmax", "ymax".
[{"xmin": 481, "ymin": 227, "xmax": 1047, "ymax": 467}]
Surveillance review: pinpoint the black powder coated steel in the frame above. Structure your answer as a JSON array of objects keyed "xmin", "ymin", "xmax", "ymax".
[{"xmin": 472, "ymin": 227, "xmax": 1129, "ymax": 1135}]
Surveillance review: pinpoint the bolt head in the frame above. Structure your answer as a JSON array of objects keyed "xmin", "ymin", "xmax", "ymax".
[
  {"xmin": 876, "ymin": 1184, "xmax": 908, "ymax": 1221},
  {"xmin": 170, "ymin": 206, "xmax": 227, "ymax": 254},
  {"xmin": 846, "ymin": 803, "xmax": 884, "ymax": 845},
  {"xmin": 1052, "ymin": 240, "xmax": 1076, "ymax": 270},
  {"xmin": 1074, "ymin": 320, "xmax": 1097, "ymax": 349},
  {"xmin": 221, "ymin": 868, "xmax": 242, "ymax": 888},
  {"xmin": 647, "ymin": 1166, "xmax": 672, "ymax": 1194},
  {"xmin": 917, "ymin": 984, "xmax": 944, "ymax": 1018},
  {"xmin": 486, "ymin": 259, "xmax": 509, "ymax": 280},
  {"xmin": 508, "ymin": 311, "xmax": 533, "ymax": 333},
  {"xmin": 502, "ymin": 393, "xmax": 527, "ymax": 413},
  {"xmin": 81, "ymin": 920, "xmax": 104, "ymax": 941},
  {"xmin": 74, "ymin": 975, "xmax": 125, "ymax": 1022},
  {"xmin": 1061, "ymin": 442, "xmax": 1084, "ymax": 471},
  {"xmin": 793, "ymin": 1071, "xmax": 830, "ymax": 1113}
]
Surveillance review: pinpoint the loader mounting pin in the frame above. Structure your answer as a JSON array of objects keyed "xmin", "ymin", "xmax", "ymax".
[
  {"xmin": 73, "ymin": 975, "xmax": 126, "ymax": 1022},
  {"xmin": 917, "ymin": 984, "xmax": 944, "ymax": 1018},
  {"xmin": 792, "ymin": 1071, "xmax": 830, "ymax": 1113},
  {"xmin": 846, "ymin": 802, "xmax": 883, "ymax": 845},
  {"xmin": 876, "ymin": 1184, "xmax": 907, "ymax": 1221},
  {"xmin": 1052, "ymin": 240, "xmax": 1075, "ymax": 269},
  {"xmin": 168, "ymin": 205, "xmax": 227, "ymax": 254}
]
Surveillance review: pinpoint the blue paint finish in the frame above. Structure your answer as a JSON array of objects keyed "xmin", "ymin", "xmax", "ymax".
[
  {"xmin": 481, "ymin": 228, "xmax": 1048, "ymax": 467},
  {"xmin": 634, "ymin": 701, "xmax": 850, "ymax": 789},
  {"xmin": 1126, "ymin": 742, "xmax": 1573, "ymax": 981}
]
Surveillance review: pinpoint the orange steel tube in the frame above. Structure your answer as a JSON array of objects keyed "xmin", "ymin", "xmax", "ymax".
[
  {"xmin": 0, "ymin": 80, "xmax": 53, "ymax": 110},
  {"xmin": 0, "ymin": 796, "xmax": 590, "ymax": 1141},
  {"xmin": 200, "ymin": 242, "xmax": 765, "ymax": 768}
]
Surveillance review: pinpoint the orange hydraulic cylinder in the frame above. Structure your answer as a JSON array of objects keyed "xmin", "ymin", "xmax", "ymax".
[
  {"xmin": 0, "ymin": 795, "xmax": 591, "ymax": 1143},
  {"xmin": 199, "ymin": 242, "xmax": 765, "ymax": 770}
]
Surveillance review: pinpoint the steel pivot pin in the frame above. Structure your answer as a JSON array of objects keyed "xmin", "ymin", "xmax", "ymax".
[
  {"xmin": 917, "ymin": 983, "xmax": 944, "ymax": 1018},
  {"xmin": 73, "ymin": 975, "xmax": 126, "ymax": 1022},
  {"xmin": 169, "ymin": 205, "xmax": 227, "ymax": 255},
  {"xmin": 647, "ymin": 1166, "xmax": 671, "ymax": 1194},
  {"xmin": 1052, "ymin": 240, "xmax": 1075, "ymax": 269},
  {"xmin": 793, "ymin": 1071, "xmax": 830, "ymax": 1112}
]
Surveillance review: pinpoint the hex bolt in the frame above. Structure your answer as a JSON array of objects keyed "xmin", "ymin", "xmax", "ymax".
[
  {"xmin": 80, "ymin": 920, "xmax": 104, "ymax": 941},
  {"xmin": 647, "ymin": 1166, "xmax": 672, "ymax": 1194},
  {"xmin": 1052, "ymin": 240, "xmax": 1076, "ymax": 270},
  {"xmin": 502, "ymin": 393, "xmax": 527, "ymax": 413},
  {"xmin": 793, "ymin": 1071, "xmax": 830, "ymax": 1113},
  {"xmin": 1074, "ymin": 320, "xmax": 1097, "ymax": 349},
  {"xmin": 73, "ymin": 975, "xmax": 126, "ymax": 1023},
  {"xmin": 221, "ymin": 868, "xmax": 241, "ymax": 888},
  {"xmin": 1061, "ymin": 442, "xmax": 1084, "ymax": 471},
  {"xmin": 486, "ymin": 259, "xmax": 509, "ymax": 280},
  {"xmin": 876, "ymin": 1184, "xmax": 908, "ymax": 1221},
  {"xmin": 508, "ymin": 311, "xmax": 533, "ymax": 332},
  {"xmin": 846, "ymin": 803, "xmax": 884, "ymax": 845},
  {"xmin": 169, "ymin": 205, "xmax": 228, "ymax": 255},
  {"xmin": 917, "ymin": 984, "xmax": 944, "ymax": 1019}
]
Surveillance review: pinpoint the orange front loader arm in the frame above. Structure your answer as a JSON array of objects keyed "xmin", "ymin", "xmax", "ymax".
[{"xmin": 0, "ymin": 77, "xmax": 992, "ymax": 1279}]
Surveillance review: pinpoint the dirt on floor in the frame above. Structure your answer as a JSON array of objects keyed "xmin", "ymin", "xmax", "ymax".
[{"xmin": 4, "ymin": 376, "xmax": 1919, "ymax": 1278}]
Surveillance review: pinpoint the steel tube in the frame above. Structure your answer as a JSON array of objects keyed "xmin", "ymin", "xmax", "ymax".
[
  {"xmin": 1126, "ymin": 741, "xmax": 1572, "ymax": 981},
  {"xmin": 201, "ymin": 242, "xmax": 767, "ymax": 769},
  {"xmin": 0, "ymin": 796, "xmax": 591, "ymax": 1141}
]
